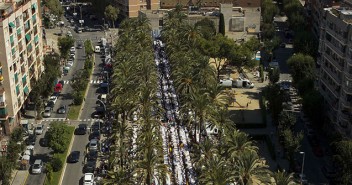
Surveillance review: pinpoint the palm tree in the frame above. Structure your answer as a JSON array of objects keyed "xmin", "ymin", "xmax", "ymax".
[
  {"xmin": 103, "ymin": 167, "xmax": 134, "ymax": 185},
  {"xmin": 272, "ymin": 170, "xmax": 297, "ymax": 185},
  {"xmin": 199, "ymin": 154, "xmax": 231, "ymax": 185},
  {"xmin": 232, "ymin": 150, "xmax": 271, "ymax": 185},
  {"xmin": 225, "ymin": 130, "xmax": 258, "ymax": 158}
]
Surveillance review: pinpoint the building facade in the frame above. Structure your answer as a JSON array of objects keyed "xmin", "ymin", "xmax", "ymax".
[
  {"xmin": 0, "ymin": 0, "xmax": 43, "ymax": 136},
  {"xmin": 318, "ymin": 5, "xmax": 352, "ymax": 136},
  {"xmin": 160, "ymin": 0, "xmax": 261, "ymax": 9},
  {"xmin": 115, "ymin": 0, "xmax": 160, "ymax": 18}
]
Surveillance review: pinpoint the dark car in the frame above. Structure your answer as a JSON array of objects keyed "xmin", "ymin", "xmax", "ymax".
[
  {"xmin": 25, "ymin": 134, "xmax": 37, "ymax": 145},
  {"xmin": 39, "ymin": 137, "xmax": 49, "ymax": 147},
  {"xmin": 57, "ymin": 106, "xmax": 67, "ymax": 114},
  {"xmin": 83, "ymin": 160, "xmax": 96, "ymax": 173},
  {"xmin": 91, "ymin": 107, "xmax": 105, "ymax": 119},
  {"xmin": 67, "ymin": 151, "xmax": 80, "ymax": 163},
  {"xmin": 89, "ymin": 131, "xmax": 100, "ymax": 140},
  {"xmin": 58, "ymin": 80, "xmax": 64, "ymax": 87},
  {"xmin": 86, "ymin": 150, "xmax": 98, "ymax": 161},
  {"xmin": 75, "ymin": 124, "xmax": 87, "ymax": 135}
]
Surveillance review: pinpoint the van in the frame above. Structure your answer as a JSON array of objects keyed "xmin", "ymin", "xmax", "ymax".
[
  {"xmin": 95, "ymin": 46, "xmax": 100, "ymax": 53},
  {"xmin": 219, "ymin": 79, "xmax": 233, "ymax": 87}
]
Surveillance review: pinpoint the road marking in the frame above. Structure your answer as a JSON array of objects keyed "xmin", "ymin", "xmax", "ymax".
[{"xmin": 64, "ymin": 80, "xmax": 71, "ymax": 84}]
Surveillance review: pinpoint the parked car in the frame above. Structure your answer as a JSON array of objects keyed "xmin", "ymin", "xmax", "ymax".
[
  {"xmin": 32, "ymin": 159, "xmax": 43, "ymax": 174},
  {"xmin": 67, "ymin": 151, "xmax": 80, "ymax": 163},
  {"xmin": 89, "ymin": 139, "xmax": 99, "ymax": 151},
  {"xmin": 49, "ymin": 96, "xmax": 58, "ymax": 104},
  {"xmin": 57, "ymin": 106, "xmax": 67, "ymax": 114},
  {"xmin": 43, "ymin": 107, "xmax": 52, "ymax": 117},
  {"xmin": 46, "ymin": 101, "xmax": 55, "ymax": 109},
  {"xmin": 89, "ymin": 131, "xmax": 100, "ymax": 140},
  {"xmin": 91, "ymin": 107, "xmax": 105, "ymax": 119},
  {"xmin": 66, "ymin": 61, "xmax": 74, "ymax": 67},
  {"xmin": 83, "ymin": 161, "xmax": 96, "ymax": 173},
  {"xmin": 84, "ymin": 173, "xmax": 95, "ymax": 185},
  {"xmin": 67, "ymin": 31, "xmax": 72, "ymax": 37},
  {"xmin": 35, "ymin": 125, "xmax": 44, "ymax": 135},
  {"xmin": 75, "ymin": 124, "xmax": 87, "ymax": 135},
  {"xmin": 25, "ymin": 134, "xmax": 36, "ymax": 145},
  {"xmin": 70, "ymin": 53, "xmax": 75, "ymax": 59},
  {"xmin": 86, "ymin": 150, "xmax": 98, "ymax": 161},
  {"xmin": 59, "ymin": 80, "xmax": 65, "ymax": 87},
  {"xmin": 70, "ymin": 46, "xmax": 75, "ymax": 53}
]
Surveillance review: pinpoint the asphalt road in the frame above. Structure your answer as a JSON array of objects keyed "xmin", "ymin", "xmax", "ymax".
[
  {"xmin": 25, "ymin": 125, "xmax": 51, "ymax": 185},
  {"xmin": 61, "ymin": 32, "xmax": 105, "ymax": 185}
]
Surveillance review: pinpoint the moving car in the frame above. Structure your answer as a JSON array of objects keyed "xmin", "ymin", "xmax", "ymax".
[
  {"xmin": 57, "ymin": 106, "xmax": 67, "ymax": 114},
  {"xmin": 32, "ymin": 159, "xmax": 43, "ymax": 174},
  {"xmin": 43, "ymin": 107, "xmax": 52, "ymax": 117},
  {"xmin": 35, "ymin": 124, "xmax": 44, "ymax": 135},
  {"xmin": 75, "ymin": 124, "xmax": 87, "ymax": 135},
  {"xmin": 67, "ymin": 151, "xmax": 80, "ymax": 163}
]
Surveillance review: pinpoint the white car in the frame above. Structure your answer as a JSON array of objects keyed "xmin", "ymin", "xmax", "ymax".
[
  {"xmin": 70, "ymin": 47, "xmax": 75, "ymax": 53},
  {"xmin": 67, "ymin": 31, "xmax": 72, "ymax": 37},
  {"xmin": 49, "ymin": 96, "xmax": 58, "ymax": 104},
  {"xmin": 67, "ymin": 61, "xmax": 73, "ymax": 67},
  {"xmin": 35, "ymin": 124, "xmax": 44, "ymax": 135},
  {"xmin": 89, "ymin": 139, "xmax": 99, "ymax": 151},
  {"xmin": 32, "ymin": 159, "xmax": 43, "ymax": 174},
  {"xmin": 70, "ymin": 53, "xmax": 75, "ymax": 59},
  {"xmin": 43, "ymin": 107, "xmax": 51, "ymax": 118},
  {"xmin": 84, "ymin": 173, "xmax": 95, "ymax": 185}
]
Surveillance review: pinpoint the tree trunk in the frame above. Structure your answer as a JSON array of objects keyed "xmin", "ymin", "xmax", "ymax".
[{"xmin": 199, "ymin": 116, "xmax": 203, "ymax": 143}]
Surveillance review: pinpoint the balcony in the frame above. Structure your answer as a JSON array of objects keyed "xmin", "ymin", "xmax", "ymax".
[
  {"xmin": 23, "ymin": 11, "xmax": 29, "ymax": 22},
  {"xmin": 35, "ymin": 48, "xmax": 39, "ymax": 56},
  {"xmin": 0, "ymin": 108, "xmax": 8, "ymax": 119},
  {"xmin": 345, "ymin": 71, "xmax": 352, "ymax": 80},
  {"xmin": 321, "ymin": 66, "xmax": 342, "ymax": 85},
  {"xmin": 340, "ymin": 111, "xmax": 351, "ymax": 122},
  {"xmin": 21, "ymin": 65, "xmax": 26, "ymax": 75},
  {"xmin": 28, "ymin": 56, "xmax": 34, "ymax": 67},
  {"xmin": 343, "ymin": 82, "xmax": 352, "ymax": 94}
]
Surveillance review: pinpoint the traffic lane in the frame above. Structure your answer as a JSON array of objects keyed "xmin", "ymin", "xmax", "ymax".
[
  {"xmin": 25, "ymin": 125, "xmax": 51, "ymax": 185},
  {"xmin": 295, "ymin": 120, "xmax": 328, "ymax": 184},
  {"xmin": 274, "ymin": 47, "xmax": 293, "ymax": 74},
  {"xmin": 51, "ymin": 45, "xmax": 86, "ymax": 118},
  {"xmin": 79, "ymin": 84, "xmax": 100, "ymax": 120},
  {"xmin": 61, "ymin": 132, "xmax": 89, "ymax": 185}
]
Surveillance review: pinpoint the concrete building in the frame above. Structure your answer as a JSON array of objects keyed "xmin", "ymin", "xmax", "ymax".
[
  {"xmin": 141, "ymin": 3, "xmax": 260, "ymax": 41},
  {"xmin": 317, "ymin": 4, "xmax": 352, "ymax": 136},
  {"xmin": 0, "ymin": 0, "xmax": 43, "ymax": 136},
  {"xmin": 115, "ymin": 0, "xmax": 160, "ymax": 18}
]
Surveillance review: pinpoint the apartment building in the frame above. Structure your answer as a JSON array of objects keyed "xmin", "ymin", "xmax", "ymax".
[
  {"xmin": 318, "ymin": 5, "xmax": 352, "ymax": 136},
  {"xmin": 115, "ymin": 0, "xmax": 160, "ymax": 18},
  {"xmin": 160, "ymin": 0, "xmax": 261, "ymax": 9},
  {"xmin": 0, "ymin": 0, "xmax": 43, "ymax": 136}
]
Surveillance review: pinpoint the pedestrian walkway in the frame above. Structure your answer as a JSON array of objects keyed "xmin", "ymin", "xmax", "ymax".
[{"xmin": 59, "ymin": 79, "xmax": 104, "ymax": 85}]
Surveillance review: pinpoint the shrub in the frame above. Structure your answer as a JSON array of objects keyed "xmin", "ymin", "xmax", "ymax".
[
  {"xmin": 51, "ymin": 156, "xmax": 63, "ymax": 172},
  {"xmin": 73, "ymin": 91, "xmax": 84, "ymax": 105}
]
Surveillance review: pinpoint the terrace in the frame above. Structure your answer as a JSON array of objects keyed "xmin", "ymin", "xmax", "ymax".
[{"xmin": 0, "ymin": 0, "xmax": 32, "ymax": 21}]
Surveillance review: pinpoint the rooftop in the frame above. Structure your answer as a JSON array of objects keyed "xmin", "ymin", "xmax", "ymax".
[{"xmin": 327, "ymin": 6, "xmax": 352, "ymax": 23}]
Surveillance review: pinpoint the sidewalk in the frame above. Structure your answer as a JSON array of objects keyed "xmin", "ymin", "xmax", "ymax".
[{"xmin": 11, "ymin": 170, "xmax": 29, "ymax": 185}]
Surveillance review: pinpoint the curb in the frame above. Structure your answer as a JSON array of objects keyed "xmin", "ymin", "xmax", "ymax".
[{"xmin": 58, "ymin": 128, "xmax": 75, "ymax": 185}]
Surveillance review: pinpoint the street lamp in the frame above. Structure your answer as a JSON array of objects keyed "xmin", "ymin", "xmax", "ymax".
[{"xmin": 300, "ymin": 151, "xmax": 305, "ymax": 184}]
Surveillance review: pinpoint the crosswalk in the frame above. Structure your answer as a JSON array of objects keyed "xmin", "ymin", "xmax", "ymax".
[
  {"xmin": 61, "ymin": 80, "xmax": 104, "ymax": 84},
  {"xmin": 42, "ymin": 118, "xmax": 98, "ymax": 122}
]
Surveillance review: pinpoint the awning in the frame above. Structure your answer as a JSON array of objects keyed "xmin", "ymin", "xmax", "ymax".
[
  {"xmin": 15, "ymin": 73, "xmax": 18, "ymax": 82},
  {"xmin": 9, "ymin": 22, "xmax": 15, "ymax": 28},
  {"xmin": 31, "ymin": 3, "xmax": 37, "ymax": 9},
  {"xmin": 25, "ymin": 34, "xmax": 31, "ymax": 41},
  {"xmin": 12, "ymin": 48, "xmax": 15, "ymax": 55},
  {"xmin": 17, "ymin": 28, "xmax": 21, "ymax": 35},
  {"xmin": 10, "ymin": 35, "xmax": 14, "ymax": 43},
  {"xmin": 27, "ymin": 44, "xmax": 32, "ymax": 51},
  {"xmin": 32, "ymin": 15, "xmax": 36, "ymax": 22},
  {"xmin": 24, "ymin": 86, "xmax": 29, "ymax": 95}
]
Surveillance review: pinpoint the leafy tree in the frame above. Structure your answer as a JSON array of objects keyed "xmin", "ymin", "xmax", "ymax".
[
  {"xmin": 104, "ymin": 5, "xmax": 119, "ymax": 28},
  {"xmin": 287, "ymin": 53, "xmax": 315, "ymax": 84},
  {"xmin": 0, "ymin": 157, "xmax": 13, "ymax": 185},
  {"xmin": 268, "ymin": 67, "xmax": 280, "ymax": 84},
  {"xmin": 10, "ymin": 127, "xmax": 24, "ymax": 142},
  {"xmin": 333, "ymin": 140, "xmax": 352, "ymax": 184},
  {"xmin": 58, "ymin": 36, "xmax": 75, "ymax": 59},
  {"xmin": 278, "ymin": 111, "xmax": 296, "ymax": 131},
  {"xmin": 51, "ymin": 156, "xmax": 63, "ymax": 172},
  {"xmin": 219, "ymin": 13, "xmax": 225, "ymax": 35},
  {"xmin": 195, "ymin": 18, "xmax": 216, "ymax": 40},
  {"xmin": 46, "ymin": 122, "xmax": 71, "ymax": 153},
  {"xmin": 43, "ymin": 0, "xmax": 64, "ymax": 17},
  {"xmin": 262, "ymin": 23, "xmax": 275, "ymax": 40},
  {"xmin": 294, "ymin": 31, "xmax": 318, "ymax": 57},
  {"xmin": 45, "ymin": 163, "xmax": 53, "ymax": 183},
  {"xmin": 242, "ymin": 37, "xmax": 261, "ymax": 52},
  {"xmin": 281, "ymin": 129, "xmax": 303, "ymax": 168},
  {"xmin": 84, "ymin": 39, "xmax": 94, "ymax": 57},
  {"xmin": 264, "ymin": 84, "xmax": 283, "ymax": 122},
  {"xmin": 302, "ymin": 90, "xmax": 324, "ymax": 126},
  {"xmin": 262, "ymin": 0, "xmax": 279, "ymax": 24}
]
